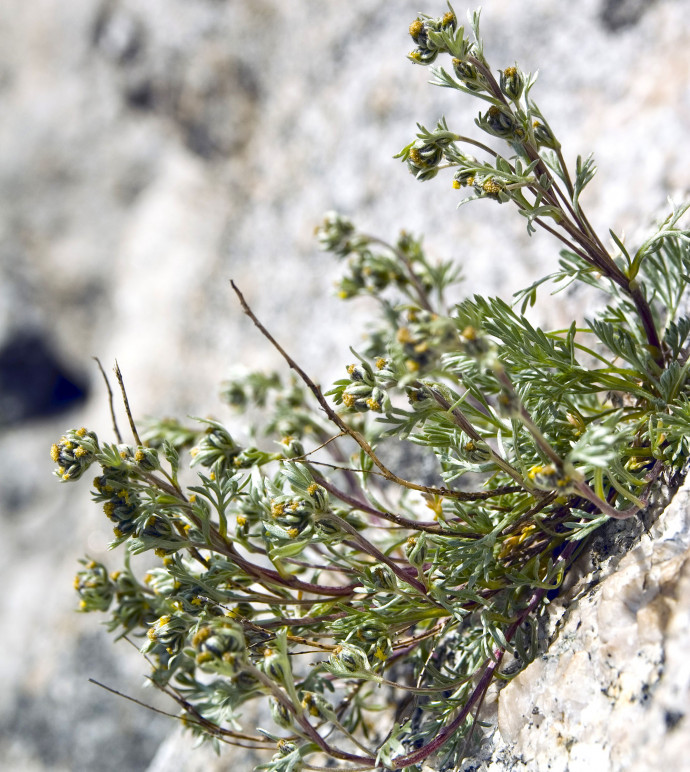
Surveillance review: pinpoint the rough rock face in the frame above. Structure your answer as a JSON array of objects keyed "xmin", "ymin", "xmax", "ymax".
[
  {"xmin": 464, "ymin": 473, "xmax": 690, "ymax": 772},
  {"xmin": 1, "ymin": 0, "xmax": 689, "ymax": 770}
]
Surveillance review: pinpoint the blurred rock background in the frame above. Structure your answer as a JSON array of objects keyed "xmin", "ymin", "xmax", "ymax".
[{"xmin": 0, "ymin": 0, "xmax": 688, "ymax": 770}]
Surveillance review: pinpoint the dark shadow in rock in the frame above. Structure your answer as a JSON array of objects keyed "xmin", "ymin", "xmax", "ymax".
[
  {"xmin": 125, "ymin": 78, "xmax": 155, "ymax": 111},
  {"xmin": 665, "ymin": 709, "xmax": 684, "ymax": 730},
  {"xmin": 599, "ymin": 0, "xmax": 658, "ymax": 31},
  {"xmin": 0, "ymin": 330, "xmax": 89, "ymax": 427}
]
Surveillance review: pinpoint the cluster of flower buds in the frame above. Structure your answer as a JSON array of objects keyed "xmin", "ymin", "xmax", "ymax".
[
  {"xmin": 453, "ymin": 323, "xmax": 492, "ymax": 359},
  {"xmin": 395, "ymin": 325, "xmax": 431, "ymax": 374},
  {"xmin": 110, "ymin": 569, "xmax": 157, "ymax": 633},
  {"xmin": 499, "ymin": 65, "xmax": 525, "ymax": 102},
  {"xmin": 262, "ymin": 463, "xmax": 330, "ymax": 545},
  {"xmin": 269, "ymin": 698, "xmax": 293, "ymax": 729},
  {"xmin": 452, "ymin": 57, "xmax": 483, "ymax": 91},
  {"xmin": 340, "ymin": 359, "xmax": 389, "ymax": 413},
  {"xmin": 316, "ymin": 211, "xmax": 366, "ymax": 259},
  {"xmin": 338, "ymin": 250, "xmax": 408, "ymax": 298},
  {"xmin": 137, "ymin": 513, "xmax": 188, "ymax": 556},
  {"xmin": 394, "ymin": 230, "xmax": 438, "ymax": 293},
  {"xmin": 276, "ymin": 435, "xmax": 305, "ymax": 459},
  {"xmin": 144, "ymin": 611, "xmax": 191, "ymax": 660},
  {"xmin": 405, "ymin": 533, "xmax": 428, "ymax": 568},
  {"xmin": 266, "ymin": 494, "xmax": 315, "ymax": 541},
  {"xmin": 51, "ymin": 427, "xmax": 99, "ymax": 481},
  {"xmin": 477, "ymin": 104, "xmax": 523, "ymax": 142},
  {"xmin": 301, "ymin": 690, "xmax": 337, "ymax": 722},
  {"xmin": 408, "ymin": 9, "xmax": 458, "ymax": 64},
  {"xmin": 394, "ymin": 308, "xmax": 457, "ymax": 374},
  {"xmin": 74, "ymin": 559, "xmax": 115, "ymax": 613},
  {"xmin": 401, "ymin": 118, "xmax": 458, "ymax": 182},
  {"xmin": 93, "ymin": 466, "xmax": 140, "ymax": 538},
  {"xmin": 326, "ymin": 643, "xmax": 372, "ymax": 676},
  {"xmin": 262, "ymin": 646, "xmax": 291, "ymax": 685},
  {"xmin": 461, "ymin": 438, "xmax": 492, "ymax": 464},
  {"xmin": 326, "ymin": 586, "xmax": 395, "ymax": 660},
  {"xmin": 190, "ymin": 420, "xmax": 243, "ymax": 471},
  {"xmin": 191, "ymin": 619, "xmax": 247, "ymax": 675},
  {"xmin": 234, "ymin": 379, "xmax": 324, "ymax": 441},
  {"xmin": 363, "ymin": 563, "xmax": 398, "ymax": 592},
  {"xmin": 318, "ymin": 212, "xmax": 434, "ymax": 300},
  {"xmin": 531, "ymin": 118, "xmax": 560, "ymax": 150},
  {"xmin": 453, "ymin": 166, "xmax": 508, "ymax": 201}
]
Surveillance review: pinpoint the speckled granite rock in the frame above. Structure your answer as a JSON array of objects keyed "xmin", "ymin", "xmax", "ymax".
[
  {"xmin": 479, "ymin": 473, "xmax": 690, "ymax": 772},
  {"xmin": 1, "ymin": 0, "xmax": 689, "ymax": 770}
]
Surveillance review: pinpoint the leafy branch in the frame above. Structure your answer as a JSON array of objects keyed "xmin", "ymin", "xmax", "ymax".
[{"xmin": 53, "ymin": 5, "xmax": 690, "ymax": 771}]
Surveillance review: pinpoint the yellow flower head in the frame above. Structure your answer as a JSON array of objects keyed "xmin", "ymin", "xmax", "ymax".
[{"xmin": 409, "ymin": 19, "xmax": 424, "ymax": 39}]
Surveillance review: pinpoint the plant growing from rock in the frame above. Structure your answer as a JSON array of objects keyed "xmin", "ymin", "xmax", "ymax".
[{"xmin": 54, "ymin": 5, "xmax": 690, "ymax": 771}]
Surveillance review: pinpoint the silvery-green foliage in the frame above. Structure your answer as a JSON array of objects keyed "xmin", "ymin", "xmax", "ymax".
[{"xmin": 54, "ymin": 5, "xmax": 689, "ymax": 770}]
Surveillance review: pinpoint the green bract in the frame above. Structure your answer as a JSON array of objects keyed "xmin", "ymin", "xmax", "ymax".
[{"xmin": 55, "ymin": 5, "xmax": 689, "ymax": 771}]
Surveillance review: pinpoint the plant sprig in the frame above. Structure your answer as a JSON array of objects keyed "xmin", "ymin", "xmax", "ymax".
[{"xmin": 54, "ymin": 5, "xmax": 689, "ymax": 771}]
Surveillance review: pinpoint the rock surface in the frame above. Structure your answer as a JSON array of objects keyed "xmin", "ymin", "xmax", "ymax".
[
  {"xmin": 477, "ymin": 473, "xmax": 690, "ymax": 771},
  {"xmin": 1, "ymin": 0, "xmax": 689, "ymax": 770}
]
